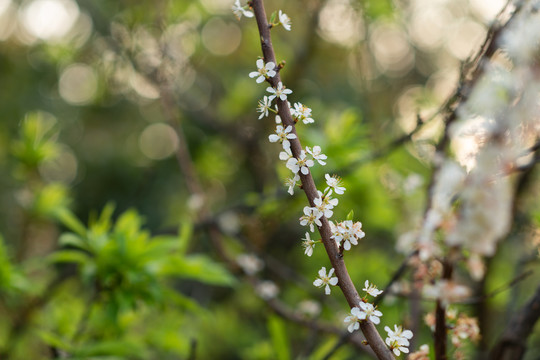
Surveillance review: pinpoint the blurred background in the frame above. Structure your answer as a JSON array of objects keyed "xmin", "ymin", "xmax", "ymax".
[{"xmin": 1, "ymin": 0, "xmax": 539, "ymax": 359}]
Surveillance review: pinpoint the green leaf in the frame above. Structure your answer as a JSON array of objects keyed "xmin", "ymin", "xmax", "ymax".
[
  {"xmin": 59, "ymin": 233, "xmax": 89, "ymax": 251},
  {"xmin": 162, "ymin": 255, "xmax": 235, "ymax": 286},
  {"xmin": 73, "ymin": 340, "xmax": 146, "ymax": 358},
  {"xmin": 269, "ymin": 11, "xmax": 277, "ymax": 25},
  {"xmin": 143, "ymin": 237, "xmax": 180, "ymax": 261},
  {"xmin": 267, "ymin": 315, "xmax": 290, "ymax": 360},
  {"xmin": 48, "ymin": 250, "xmax": 89, "ymax": 265},
  {"xmin": 54, "ymin": 208, "xmax": 87, "ymax": 237},
  {"xmin": 178, "ymin": 219, "xmax": 193, "ymax": 254},
  {"xmin": 346, "ymin": 210, "xmax": 354, "ymax": 221},
  {"xmin": 37, "ymin": 330, "xmax": 71, "ymax": 351},
  {"xmin": 33, "ymin": 183, "xmax": 70, "ymax": 219}
]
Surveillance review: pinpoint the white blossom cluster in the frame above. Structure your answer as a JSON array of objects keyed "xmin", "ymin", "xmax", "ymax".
[
  {"xmin": 404, "ymin": 2, "xmax": 540, "ymax": 306},
  {"xmin": 234, "ymin": 2, "xmax": 412, "ymax": 352}
]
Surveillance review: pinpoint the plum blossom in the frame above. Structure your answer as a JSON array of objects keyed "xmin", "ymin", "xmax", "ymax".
[
  {"xmin": 314, "ymin": 194, "xmax": 335, "ymax": 218},
  {"xmin": 358, "ymin": 301, "xmax": 382, "ymax": 324},
  {"xmin": 286, "ymin": 150, "xmax": 314, "ymax": 175},
  {"xmin": 232, "ymin": 0, "xmax": 253, "ymax": 20},
  {"xmin": 249, "ymin": 59, "xmax": 276, "ymax": 83},
  {"xmin": 278, "ymin": 10, "xmax": 291, "ymax": 31},
  {"xmin": 385, "ymin": 325, "xmax": 413, "ymax": 356},
  {"xmin": 344, "ymin": 306, "xmax": 362, "ymax": 333},
  {"xmin": 306, "ymin": 145, "xmax": 327, "ymax": 165},
  {"xmin": 279, "ymin": 146, "xmax": 293, "ymax": 161},
  {"xmin": 423, "ymin": 280, "xmax": 471, "ymax": 306},
  {"xmin": 257, "ymin": 96, "xmax": 272, "ymax": 119},
  {"xmin": 255, "ymin": 280, "xmax": 279, "ymax": 300},
  {"xmin": 299, "ymin": 206, "xmax": 323, "ymax": 232},
  {"xmin": 363, "ymin": 280, "xmax": 383, "ymax": 297},
  {"xmin": 330, "ymin": 220, "xmax": 365, "ymax": 250},
  {"xmin": 267, "ymin": 81, "xmax": 292, "ymax": 101},
  {"xmin": 301, "ymin": 232, "xmax": 316, "ymax": 256},
  {"xmin": 385, "ymin": 336, "xmax": 410, "ymax": 356},
  {"xmin": 285, "ymin": 174, "xmax": 300, "ymax": 195},
  {"xmin": 291, "ymin": 102, "xmax": 314, "ymax": 124},
  {"xmin": 313, "ymin": 266, "xmax": 338, "ymax": 295},
  {"xmin": 269, "ymin": 125, "xmax": 296, "ymax": 150},
  {"xmin": 408, "ymin": 344, "xmax": 430, "ymax": 360},
  {"xmin": 236, "ymin": 254, "xmax": 264, "ymax": 275},
  {"xmin": 325, "ymin": 174, "xmax": 346, "ymax": 194}
]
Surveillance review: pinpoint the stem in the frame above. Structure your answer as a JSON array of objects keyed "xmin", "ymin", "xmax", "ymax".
[
  {"xmin": 434, "ymin": 260, "xmax": 453, "ymax": 360},
  {"xmin": 250, "ymin": 1, "xmax": 394, "ymax": 359}
]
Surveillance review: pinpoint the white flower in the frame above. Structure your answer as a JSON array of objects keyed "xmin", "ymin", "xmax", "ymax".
[
  {"xmin": 357, "ymin": 301, "xmax": 382, "ymax": 324},
  {"xmin": 298, "ymin": 300, "xmax": 321, "ymax": 317},
  {"xmin": 291, "ymin": 102, "xmax": 314, "ymax": 124},
  {"xmin": 275, "ymin": 113, "xmax": 282, "ymax": 123},
  {"xmin": 313, "ymin": 266, "xmax": 338, "ymax": 295},
  {"xmin": 269, "ymin": 125, "xmax": 296, "ymax": 150},
  {"xmin": 385, "ymin": 324, "xmax": 413, "ymax": 343},
  {"xmin": 363, "ymin": 280, "xmax": 383, "ymax": 297},
  {"xmin": 344, "ymin": 307, "xmax": 362, "ymax": 333},
  {"xmin": 286, "ymin": 150, "xmax": 314, "ymax": 175},
  {"xmin": 278, "ymin": 10, "xmax": 291, "ymax": 31},
  {"xmin": 314, "ymin": 195, "xmax": 334, "ymax": 219},
  {"xmin": 256, "ymin": 280, "xmax": 279, "ymax": 300},
  {"xmin": 423, "ymin": 280, "xmax": 471, "ymax": 306},
  {"xmin": 302, "ymin": 232, "xmax": 316, "ymax": 256},
  {"xmin": 331, "ymin": 220, "xmax": 364, "ymax": 250},
  {"xmin": 249, "ymin": 59, "xmax": 276, "ymax": 83},
  {"xmin": 325, "ymin": 174, "xmax": 346, "ymax": 194},
  {"xmin": 232, "ymin": 0, "xmax": 253, "ymax": 20},
  {"xmin": 279, "ymin": 146, "xmax": 293, "ymax": 161},
  {"xmin": 257, "ymin": 96, "xmax": 272, "ymax": 119},
  {"xmin": 267, "ymin": 82, "xmax": 292, "ymax": 101},
  {"xmin": 385, "ymin": 337, "xmax": 410, "ymax": 356},
  {"xmin": 385, "ymin": 325, "xmax": 412, "ymax": 356},
  {"xmin": 306, "ymin": 146, "xmax": 327, "ymax": 165},
  {"xmin": 236, "ymin": 254, "xmax": 264, "ymax": 275},
  {"xmin": 285, "ymin": 174, "xmax": 300, "ymax": 195},
  {"xmin": 299, "ymin": 206, "xmax": 323, "ymax": 232}
]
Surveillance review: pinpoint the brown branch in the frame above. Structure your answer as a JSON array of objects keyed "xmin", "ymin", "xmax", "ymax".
[
  {"xmin": 250, "ymin": 1, "xmax": 394, "ymax": 359},
  {"xmin": 434, "ymin": 260, "xmax": 453, "ymax": 360},
  {"xmin": 490, "ymin": 283, "xmax": 540, "ymax": 360}
]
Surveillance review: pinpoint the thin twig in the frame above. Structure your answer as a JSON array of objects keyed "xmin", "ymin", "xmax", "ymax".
[{"xmin": 250, "ymin": 1, "xmax": 394, "ymax": 359}]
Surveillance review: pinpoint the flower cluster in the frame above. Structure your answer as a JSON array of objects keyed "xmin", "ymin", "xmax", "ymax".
[
  {"xmin": 344, "ymin": 281, "xmax": 383, "ymax": 331},
  {"xmin": 235, "ymin": 4, "xmax": 414, "ymax": 355},
  {"xmin": 330, "ymin": 220, "xmax": 365, "ymax": 251},
  {"xmin": 385, "ymin": 325, "xmax": 413, "ymax": 356},
  {"xmin": 344, "ymin": 300, "xmax": 383, "ymax": 332}
]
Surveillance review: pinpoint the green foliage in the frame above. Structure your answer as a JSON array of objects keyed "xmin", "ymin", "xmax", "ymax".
[
  {"xmin": 268, "ymin": 315, "xmax": 291, "ymax": 360},
  {"xmin": 11, "ymin": 111, "xmax": 60, "ymax": 175},
  {"xmin": 51, "ymin": 205, "xmax": 233, "ymax": 317},
  {"xmin": 0, "ymin": 0, "xmax": 539, "ymax": 359}
]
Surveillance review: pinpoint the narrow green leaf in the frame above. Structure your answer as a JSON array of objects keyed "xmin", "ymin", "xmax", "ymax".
[
  {"xmin": 346, "ymin": 210, "xmax": 354, "ymax": 221},
  {"xmin": 178, "ymin": 220, "xmax": 193, "ymax": 254},
  {"xmin": 269, "ymin": 11, "xmax": 277, "ymax": 25},
  {"xmin": 59, "ymin": 233, "xmax": 89, "ymax": 251},
  {"xmin": 48, "ymin": 250, "xmax": 89, "ymax": 265},
  {"xmin": 54, "ymin": 208, "xmax": 87, "ymax": 237},
  {"xmin": 267, "ymin": 315, "xmax": 290, "ymax": 360}
]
